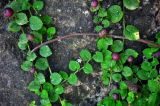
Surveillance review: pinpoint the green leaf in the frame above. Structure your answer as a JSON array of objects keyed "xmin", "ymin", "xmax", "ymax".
[
  {"xmin": 104, "ymin": 50, "xmax": 112, "ymax": 60},
  {"xmin": 141, "ymin": 61, "xmax": 152, "ymax": 71},
  {"xmin": 151, "ymin": 58, "xmax": 159, "ymax": 66},
  {"xmin": 40, "ymin": 90, "xmax": 48, "ymax": 99},
  {"xmin": 15, "ymin": 13, "xmax": 28, "ymax": 25},
  {"xmin": 123, "ymin": 0, "xmax": 140, "ymax": 10},
  {"xmin": 47, "ymin": 27, "xmax": 56, "ymax": 40},
  {"xmin": 93, "ymin": 51, "xmax": 103, "ymax": 62},
  {"xmin": 123, "ymin": 25, "xmax": 140, "ymax": 40},
  {"xmin": 112, "ymin": 73, "xmax": 122, "ymax": 82},
  {"xmin": 108, "ymin": 5, "xmax": 123, "ymax": 23},
  {"xmin": 69, "ymin": 61, "xmax": 80, "ymax": 71},
  {"xmin": 36, "ymin": 73, "xmax": 46, "ymax": 84},
  {"xmin": 59, "ymin": 71, "xmax": 68, "ymax": 80},
  {"xmin": 148, "ymin": 93, "xmax": 157, "ymax": 106},
  {"xmin": 27, "ymin": 52, "xmax": 37, "ymax": 61},
  {"xmin": 95, "ymin": 25, "xmax": 103, "ymax": 32},
  {"xmin": 68, "ymin": 74, "xmax": 78, "ymax": 85},
  {"xmin": 127, "ymin": 92, "xmax": 135, "ymax": 103},
  {"xmin": 41, "ymin": 15, "xmax": 52, "ymax": 25},
  {"xmin": 49, "ymin": 92, "xmax": 59, "ymax": 103},
  {"xmin": 83, "ymin": 63, "xmax": 93, "ymax": 74},
  {"xmin": 28, "ymin": 81, "xmax": 40, "ymax": 92},
  {"xmin": 29, "ymin": 16, "xmax": 43, "ymax": 30},
  {"xmin": 105, "ymin": 38, "xmax": 113, "ymax": 45},
  {"xmin": 148, "ymin": 80, "xmax": 159, "ymax": 92},
  {"xmin": 111, "ymin": 40, "xmax": 124, "ymax": 52},
  {"xmin": 101, "ymin": 60, "xmax": 116, "ymax": 69},
  {"xmin": 33, "ymin": 0, "xmax": 44, "ymax": 11},
  {"xmin": 143, "ymin": 48, "xmax": 158, "ymax": 59},
  {"xmin": 18, "ymin": 42, "xmax": 28, "ymax": 50},
  {"xmin": 101, "ymin": 71, "xmax": 110, "ymax": 86},
  {"xmin": 50, "ymin": 73, "xmax": 62, "ymax": 85},
  {"xmin": 98, "ymin": 8, "xmax": 107, "ymax": 17},
  {"xmin": 19, "ymin": 33, "xmax": 28, "ymax": 44},
  {"xmin": 61, "ymin": 100, "xmax": 73, "ymax": 106},
  {"xmin": 39, "ymin": 45, "xmax": 52, "ymax": 57},
  {"xmin": 102, "ymin": 19, "xmax": 110, "ymax": 28},
  {"xmin": 120, "ymin": 81, "xmax": 128, "ymax": 89},
  {"xmin": 55, "ymin": 85, "xmax": 64, "ymax": 94},
  {"xmin": 21, "ymin": 61, "xmax": 32, "ymax": 71},
  {"xmin": 29, "ymin": 101, "xmax": 36, "ymax": 106},
  {"xmin": 40, "ymin": 99, "xmax": 51, "ymax": 106},
  {"xmin": 122, "ymin": 66, "xmax": 133, "ymax": 77},
  {"xmin": 8, "ymin": 21, "xmax": 21, "ymax": 32},
  {"xmin": 124, "ymin": 49, "xmax": 138, "ymax": 58},
  {"xmin": 79, "ymin": 49, "xmax": 92, "ymax": 61},
  {"xmin": 32, "ymin": 31, "xmax": 42, "ymax": 43},
  {"xmin": 97, "ymin": 38, "xmax": 108, "ymax": 51},
  {"xmin": 35, "ymin": 58, "xmax": 49, "ymax": 70},
  {"xmin": 43, "ymin": 82, "xmax": 53, "ymax": 92},
  {"xmin": 38, "ymin": 26, "xmax": 47, "ymax": 35},
  {"xmin": 116, "ymin": 101, "xmax": 122, "ymax": 106},
  {"xmin": 137, "ymin": 70, "xmax": 149, "ymax": 80}
]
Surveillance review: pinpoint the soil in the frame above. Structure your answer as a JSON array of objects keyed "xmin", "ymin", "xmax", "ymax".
[{"xmin": 0, "ymin": 0, "xmax": 160, "ymax": 106}]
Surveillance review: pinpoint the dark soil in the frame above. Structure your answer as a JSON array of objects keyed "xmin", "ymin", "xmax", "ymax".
[{"xmin": 0, "ymin": 0, "xmax": 160, "ymax": 106}]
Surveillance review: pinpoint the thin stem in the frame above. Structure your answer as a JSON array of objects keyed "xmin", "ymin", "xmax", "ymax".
[
  {"xmin": 48, "ymin": 66, "xmax": 52, "ymax": 74},
  {"xmin": 31, "ymin": 33, "xmax": 160, "ymax": 52}
]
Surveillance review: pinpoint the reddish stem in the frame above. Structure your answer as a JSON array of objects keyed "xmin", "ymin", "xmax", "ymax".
[{"xmin": 31, "ymin": 33, "xmax": 160, "ymax": 52}]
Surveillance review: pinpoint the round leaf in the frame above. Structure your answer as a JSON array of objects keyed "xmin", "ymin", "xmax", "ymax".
[
  {"xmin": 50, "ymin": 73, "xmax": 62, "ymax": 85},
  {"xmin": 8, "ymin": 21, "xmax": 21, "ymax": 32},
  {"xmin": 123, "ymin": 0, "xmax": 140, "ymax": 10},
  {"xmin": 55, "ymin": 85, "xmax": 64, "ymax": 94},
  {"xmin": 93, "ymin": 51, "xmax": 103, "ymax": 63},
  {"xmin": 68, "ymin": 74, "xmax": 78, "ymax": 85},
  {"xmin": 33, "ymin": 1, "xmax": 44, "ymax": 11},
  {"xmin": 41, "ymin": 15, "xmax": 52, "ymax": 25},
  {"xmin": 111, "ymin": 40, "xmax": 124, "ymax": 52},
  {"xmin": 83, "ymin": 63, "xmax": 93, "ymax": 74},
  {"xmin": 47, "ymin": 27, "xmax": 56, "ymax": 40},
  {"xmin": 112, "ymin": 73, "xmax": 122, "ymax": 82},
  {"xmin": 35, "ymin": 58, "xmax": 49, "ymax": 70},
  {"xmin": 108, "ymin": 5, "xmax": 123, "ymax": 23},
  {"xmin": 69, "ymin": 61, "xmax": 80, "ymax": 71},
  {"xmin": 36, "ymin": 73, "xmax": 46, "ymax": 84},
  {"xmin": 40, "ymin": 90, "xmax": 48, "ymax": 99},
  {"xmin": 123, "ymin": 25, "xmax": 140, "ymax": 40},
  {"xmin": 15, "ymin": 13, "xmax": 28, "ymax": 25},
  {"xmin": 29, "ymin": 16, "xmax": 43, "ymax": 30},
  {"xmin": 39, "ymin": 45, "xmax": 52, "ymax": 57},
  {"xmin": 27, "ymin": 52, "xmax": 37, "ymax": 61},
  {"xmin": 21, "ymin": 61, "xmax": 33, "ymax": 71},
  {"xmin": 122, "ymin": 66, "xmax": 133, "ymax": 77},
  {"xmin": 80, "ymin": 49, "xmax": 92, "ymax": 61}
]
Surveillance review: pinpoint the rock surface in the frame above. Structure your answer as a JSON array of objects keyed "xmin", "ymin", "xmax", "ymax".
[{"xmin": 0, "ymin": 0, "xmax": 160, "ymax": 106}]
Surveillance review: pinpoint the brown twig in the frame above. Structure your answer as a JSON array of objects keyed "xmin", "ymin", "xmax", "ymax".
[{"xmin": 31, "ymin": 33, "xmax": 160, "ymax": 52}]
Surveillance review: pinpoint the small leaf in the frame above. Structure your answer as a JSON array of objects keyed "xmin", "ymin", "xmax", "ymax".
[
  {"xmin": 55, "ymin": 85, "xmax": 64, "ymax": 94},
  {"xmin": 39, "ymin": 45, "xmax": 52, "ymax": 57},
  {"xmin": 59, "ymin": 71, "xmax": 68, "ymax": 80},
  {"xmin": 120, "ymin": 81, "xmax": 128, "ymax": 89},
  {"xmin": 143, "ymin": 48, "xmax": 158, "ymax": 59},
  {"xmin": 50, "ymin": 73, "xmax": 62, "ymax": 85},
  {"xmin": 47, "ymin": 27, "xmax": 56, "ymax": 40},
  {"xmin": 40, "ymin": 99, "xmax": 51, "ymax": 106},
  {"xmin": 15, "ymin": 13, "xmax": 28, "ymax": 25},
  {"xmin": 141, "ymin": 61, "xmax": 152, "ymax": 71},
  {"xmin": 83, "ymin": 63, "xmax": 93, "ymax": 74},
  {"xmin": 108, "ymin": 5, "xmax": 123, "ymax": 23},
  {"xmin": 122, "ymin": 66, "xmax": 133, "ymax": 77},
  {"xmin": 123, "ymin": 0, "xmax": 140, "ymax": 10},
  {"xmin": 112, "ymin": 73, "xmax": 122, "ymax": 82},
  {"xmin": 111, "ymin": 40, "xmax": 124, "ymax": 52},
  {"xmin": 28, "ymin": 81, "xmax": 40, "ymax": 92},
  {"xmin": 19, "ymin": 33, "xmax": 28, "ymax": 44},
  {"xmin": 98, "ymin": 8, "xmax": 107, "ymax": 17},
  {"xmin": 36, "ymin": 73, "xmax": 46, "ymax": 84},
  {"xmin": 93, "ymin": 51, "xmax": 103, "ymax": 62},
  {"xmin": 123, "ymin": 25, "xmax": 140, "ymax": 40},
  {"xmin": 127, "ymin": 92, "xmax": 135, "ymax": 103},
  {"xmin": 21, "ymin": 61, "xmax": 32, "ymax": 71},
  {"xmin": 49, "ymin": 92, "xmax": 59, "ymax": 103},
  {"xmin": 27, "ymin": 52, "xmax": 37, "ymax": 61},
  {"xmin": 8, "ymin": 21, "xmax": 21, "ymax": 32},
  {"xmin": 43, "ymin": 82, "xmax": 53, "ymax": 92},
  {"xmin": 29, "ymin": 16, "xmax": 43, "ymax": 30},
  {"xmin": 137, "ymin": 70, "xmax": 149, "ymax": 80},
  {"xmin": 102, "ymin": 19, "xmax": 110, "ymax": 28},
  {"xmin": 95, "ymin": 25, "xmax": 103, "ymax": 32},
  {"xmin": 18, "ymin": 42, "xmax": 28, "ymax": 50},
  {"xmin": 35, "ymin": 58, "xmax": 49, "ymax": 70},
  {"xmin": 40, "ymin": 90, "xmax": 48, "ymax": 99},
  {"xmin": 151, "ymin": 58, "xmax": 159, "ymax": 66},
  {"xmin": 97, "ymin": 38, "xmax": 108, "ymax": 51},
  {"xmin": 68, "ymin": 74, "xmax": 78, "ymax": 85},
  {"xmin": 148, "ymin": 80, "xmax": 159, "ymax": 93},
  {"xmin": 80, "ymin": 49, "xmax": 92, "ymax": 61},
  {"xmin": 41, "ymin": 15, "xmax": 52, "ymax": 25},
  {"xmin": 125, "ymin": 49, "xmax": 138, "ymax": 58},
  {"xmin": 69, "ymin": 61, "xmax": 80, "ymax": 71},
  {"xmin": 32, "ymin": 31, "xmax": 42, "ymax": 43},
  {"xmin": 33, "ymin": 0, "xmax": 44, "ymax": 11}
]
